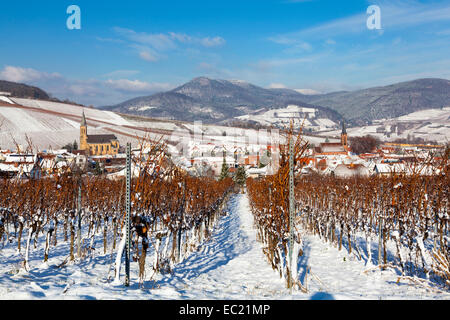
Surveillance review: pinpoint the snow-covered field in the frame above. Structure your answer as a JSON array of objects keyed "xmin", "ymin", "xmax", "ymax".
[
  {"xmin": 1, "ymin": 193, "xmax": 447, "ymax": 300},
  {"xmin": 235, "ymin": 105, "xmax": 338, "ymax": 132},
  {"xmin": 0, "ymin": 96, "xmax": 333, "ymax": 156},
  {"xmin": 318, "ymin": 107, "xmax": 450, "ymax": 143}
]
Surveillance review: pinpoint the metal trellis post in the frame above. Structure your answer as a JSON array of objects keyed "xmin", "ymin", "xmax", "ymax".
[
  {"xmin": 77, "ymin": 180, "xmax": 82, "ymax": 258},
  {"xmin": 289, "ymin": 136, "xmax": 294, "ymax": 291},
  {"xmin": 125, "ymin": 143, "xmax": 131, "ymax": 287},
  {"xmin": 378, "ymin": 184, "xmax": 383, "ymax": 266}
]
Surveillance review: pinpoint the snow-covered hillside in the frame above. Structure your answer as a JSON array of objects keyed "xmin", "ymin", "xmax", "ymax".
[
  {"xmin": 236, "ymin": 104, "xmax": 338, "ymax": 131},
  {"xmin": 318, "ymin": 107, "xmax": 450, "ymax": 143},
  {"xmin": 0, "ymin": 97, "xmax": 190, "ymax": 150},
  {"xmin": 0, "ymin": 97, "xmax": 138, "ymax": 150},
  {"xmin": 0, "ymin": 97, "xmax": 332, "ymax": 152}
]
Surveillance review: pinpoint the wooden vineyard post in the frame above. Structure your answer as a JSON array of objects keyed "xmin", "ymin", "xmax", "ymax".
[
  {"xmin": 176, "ymin": 178, "xmax": 186, "ymax": 263},
  {"xmin": 288, "ymin": 136, "xmax": 294, "ymax": 292},
  {"xmin": 378, "ymin": 184, "xmax": 383, "ymax": 267},
  {"xmin": 77, "ymin": 180, "xmax": 82, "ymax": 259},
  {"xmin": 125, "ymin": 143, "xmax": 131, "ymax": 287}
]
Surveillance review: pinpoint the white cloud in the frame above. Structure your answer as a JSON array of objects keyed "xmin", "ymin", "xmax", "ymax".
[
  {"xmin": 199, "ymin": 36, "xmax": 226, "ymax": 47},
  {"xmin": 108, "ymin": 27, "xmax": 226, "ymax": 62},
  {"xmin": 96, "ymin": 36, "xmax": 125, "ymax": 44},
  {"xmin": 0, "ymin": 66, "xmax": 61, "ymax": 83},
  {"xmin": 270, "ymin": 1, "xmax": 450, "ymax": 43},
  {"xmin": 0, "ymin": 65, "xmax": 177, "ymax": 106},
  {"xmin": 139, "ymin": 50, "xmax": 160, "ymax": 62},
  {"xmin": 294, "ymin": 88, "xmax": 322, "ymax": 95},
  {"xmin": 379, "ymin": 1, "xmax": 450, "ymax": 29},
  {"xmin": 103, "ymin": 70, "xmax": 140, "ymax": 78},
  {"xmin": 113, "ymin": 27, "xmax": 177, "ymax": 51},
  {"xmin": 268, "ymin": 84, "xmax": 321, "ymax": 94},
  {"xmin": 168, "ymin": 32, "xmax": 192, "ymax": 43},
  {"xmin": 113, "ymin": 27, "xmax": 226, "ymax": 49},
  {"xmin": 268, "ymin": 36, "xmax": 311, "ymax": 49},
  {"xmin": 105, "ymin": 79, "xmax": 172, "ymax": 93},
  {"xmin": 256, "ymin": 54, "xmax": 321, "ymax": 68},
  {"xmin": 66, "ymin": 82, "xmax": 103, "ymax": 97},
  {"xmin": 268, "ymin": 83, "xmax": 287, "ymax": 89}
]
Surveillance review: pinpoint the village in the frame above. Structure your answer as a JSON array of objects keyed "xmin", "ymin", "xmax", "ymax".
[{"xmin": 0, "ymin": 110, "xmax": 446, "ymax": 181}]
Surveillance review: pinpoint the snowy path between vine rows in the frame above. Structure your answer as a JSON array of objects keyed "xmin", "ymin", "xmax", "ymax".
[
  {"xmin": 0, "ymin": 192, "xmax": 448, "ymax": 300},
  {"xmin": 152, "ymin": 192, "xmax": 289, "ymax": 299},
  {"xmin": 150, "ymin": 193, "xmax": 449, "ymax": 300}
]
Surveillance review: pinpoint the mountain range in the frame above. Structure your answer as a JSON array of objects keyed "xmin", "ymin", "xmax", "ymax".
[
  {"xmin": 299, "ymin": 78, "xmax": 450, "ymax": 126},
  {"xmin": 100, "ymin": 77, "xmax": 450, "ymax": 126},
  {"xmin": 100, "ymin": 77, "xmax": 342, "ymax": 124},
  {"xmin": 1, "ymin": 77, "xmax": 449, "ymax": 128}
]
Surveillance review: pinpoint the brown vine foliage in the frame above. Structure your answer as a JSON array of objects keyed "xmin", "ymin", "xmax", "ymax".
[
  {"xmin": 0, "ymin": 139, "xmax": 235, "ymax": 273},
  {"xmin": 248, "ymin": 129, "xmax": 449, "ymax": 287}
]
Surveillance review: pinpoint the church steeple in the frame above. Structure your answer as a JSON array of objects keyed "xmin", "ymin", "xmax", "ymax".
[
  {"xmin": 81, "ymin": 110, "xmax": 87, "ymax": 126},
  {"xmin": 80, "ymin": 111, "xmax": 88, "ymax": 151},
  {"xmin": 341, "ymin": 120, "xmax": 348, "ymax": 147}
]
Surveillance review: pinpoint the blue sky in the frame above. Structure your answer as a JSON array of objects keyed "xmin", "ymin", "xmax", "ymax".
[{"xmin": 0, "ymin": 0, "xmax": 449, "ymax": 106}]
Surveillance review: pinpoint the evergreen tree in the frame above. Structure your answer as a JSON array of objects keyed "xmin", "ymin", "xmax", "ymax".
[
  {"xmin": 62, "ymin": 142, "xmax": 74, "ymax": 152},
  {"xmin": 218, "ymin": 157, "xmax": 229, "ymax": 181},
  {"xmin": 62, "ymin": 140, "xmax": 78, "ymax": 153},
  {"xmin": 234, "ymin": 166, "xmax": 247, "ymax": 186}
]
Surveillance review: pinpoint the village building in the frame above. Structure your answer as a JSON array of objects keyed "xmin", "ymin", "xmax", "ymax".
[
  {"xmin": 310, "ymin": 121, "xmax": 353, "ymax": 174},
  {"xmin": 79, "ymin": 111, "xmax": 120, "ymax": 156},
  {"xmin": 313, "ymin": 121, "xmax": 349, "ymax": 156},
  {"xmin": 0, "ymin": 153, "xmax": 38, "ymax": 178}
]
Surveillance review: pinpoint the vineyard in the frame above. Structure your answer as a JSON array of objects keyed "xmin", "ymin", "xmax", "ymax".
[
  {"xmin": 247, "ymin": 130, "xmax": 450, "ymax": 292},
  {"xmin": 0, "ymin": 132, "xmax": 448, "ymax": 299},
  {"xmin": 0, "ymin": 145, "xmax": 234, "ymax": 287}
]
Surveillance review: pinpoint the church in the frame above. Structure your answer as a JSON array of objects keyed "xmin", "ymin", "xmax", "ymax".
[
  {"xmin": 79, "ymin": 111, "xmax": 120, "ymax": 156},
  {"xmin": 313, "ymin": 121, "xmax": 349, "ymax": 156}
]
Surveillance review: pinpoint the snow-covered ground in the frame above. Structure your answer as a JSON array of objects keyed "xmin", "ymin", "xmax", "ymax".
[
  {"xmin": 0, "ymin": 96, "xmax": 334, "ymax": 157},
  {"xmin": 1, "ymin": 193, "xmax": 448, "ymax": 300},
  {"xmin": 318, "ymin": 107, "xmax": 450, "ymax": 143},
  {"xmin": 235, "ymin": 105, "xmax": 338, "ymax": 132}
]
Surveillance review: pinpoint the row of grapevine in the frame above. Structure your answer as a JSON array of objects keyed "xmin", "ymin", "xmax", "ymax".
[
  {"xmin": 247, "ymin": 128, "xmax": 449, "ymax": 291},
  {"xmin": 247, "ymin": 127, "xmax": 310, "ymax": 290},
  {"xmin": 295, "ymin": 173, "xmax": 449, "ymax": 287},
  {"xmin": 0, "ymin": 143, "xmax": 235, "ymax": 285}
]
